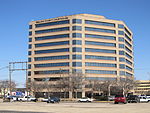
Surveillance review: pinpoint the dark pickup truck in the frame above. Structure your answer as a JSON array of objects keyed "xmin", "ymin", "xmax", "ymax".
[{"xmin": 127, "ymin": 95, "xmax": 140, "ymax": 103}]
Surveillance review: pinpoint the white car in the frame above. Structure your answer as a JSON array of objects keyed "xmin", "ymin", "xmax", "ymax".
[
  {"xmin": 78, "ymin": 97, "xmax": 93, "ymax": 102},
  {"xmin": 139, "ymin": 96, "xmax": 150, "ymax": 103},
  {"xmin": 18, "ymin": 96, "xmax": 37, "ymax": 102}
]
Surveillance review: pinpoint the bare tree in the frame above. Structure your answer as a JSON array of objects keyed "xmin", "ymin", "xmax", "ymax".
[
  {"xmin": 30, "ymin": 81, "xmax": 44, "ymax": 97},
  {"xmin": 0, "ymin": 80, "xmax": 17, "ymax": 99},
  {"xmin": 117, "ymin": 78, "xmax": 136, "ymax": 96}
]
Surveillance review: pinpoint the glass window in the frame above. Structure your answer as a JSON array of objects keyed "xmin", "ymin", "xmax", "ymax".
[
  {"xmin": 35, "ymin": 48, "xmax": 69, "ymax": 54},
  {"xmin": 28, "ymin": 64, "xmax": 31, "ymax": 69},
  {"xmin": 72, "ymin": 62, "xmax": 82, "ymax": 67},
  {"xmin": 35, "ymin": 34, "xmax": 69, "ymax": 41},
  {"xmin": 119, "ymin": 44, "xmax": 125, "ymax": 48},
  {"xmin": 124, "ymin": 27, "xmax": 131, "ymax": 36},
  {"xmin": 28, "ymin": 71, "xmax": 31, "ymax": 76},
  {"xmin": 85, "ymin": 70, "xmax": 117, "ymax": 75},
  {"xmin": 28, "ymin": 44, "xmax": 32, "ymax": 49},
  {"xmin": 126, "ymin": 66, "xmax": 132, "ymax": 71},
  {"xmin": 118, "ymin": 37, "xmax": 124, "ymax": 42},
  {"xmin": 118, "ymin": 24, "xmax": 124, "ymax": 29},
  {"xmin": 126, "ymin": 72, "xmax": 133, "ymax": 76},
  {"xmin": 118, "ymin": 31, "xmax": 124, "ymax": 35},
  {"xmin": 34, "ymin": 70, "xmax": 69, "ymax": 75},
  {"xmin": 85, "ymin": 20, "xmax": 115, "ymax": 27},
  {"xmin": 72, "ymin": 69, "xmax": 82, "ymax": 73},
  {"xmin": 35, "ymin": 55, "xmax": 69, "ymax": 61},
  {"xmin": 29, "ymin": 38, "xmax": 32, "ymax": 42},
  {"xmin": 85, "ymin": 27, "xmax": 115, "ymax": 34},
  {"xmin": 29, "ymin": 25, "xmax": 32, "ymax": 29},
  {"xmin": 86, "ymin": 77, "xmax": 117, "ymax": 81},
  {"xmin": 126, "ymin": 52, "xmax": 132, "ymax": 59},
  {"xmin": 85, "ymin": 48, "xmax": 116, "ymax": 54},
  {"xmin": 86, "ymin": 41, "xmax": 116, "ymax": 47},
  {"xmin": 72, "ymin": 33, "xmax": 82, "ymax": 38},
  {"xmin": 35, "ymin": 27, "xmax": 69, "ymax": 34},
  {"xmin": 72, "ymin": 40, "xmax": 82, "ymax": 45},
  {"xmin": 29, "ymin": 31, "xmax": 32, "ymax": 36},
  {"xmin": 126, "ymin": 59, "xmax": 132, "ymax": 65},
  {"xmin": 35, "ymin": 41, "xmax": 69, "ymax": 48},
  {"xmin": 119, "ymin": 51, "xmax": 125, "ymax": 55},
  {"xmin": 72, "ymin": 55, "xmax": 82, "ymax": 59},
  {"xmin": 72, "ymin": 26, "xmax": 82, "ymax": 31},
  {"xmin": 125, "ymin": 46, "xmax": 132, "ymax": 53},
  {"xmin": 72, "ymin": 19, "xmax": 82, "ymax": 24},
  {"xmin": 35, "ymin": 20, "xmax": 69, "ymax": 27},
  {"xmin": 72, "ymin": 47, "xmax": 82, "ymax": 52},
  {"xmin": 120, "ymin": 71, "xmax": 125, "ymax": 75},
  {"xmin": 85, "ymin": 55, "xmax": 116, "ymax": 61},
  {"xmin": 28, "ymin": 58, "xmax": 31, "ymax": 62},
  {"xmin": 34, "ymin": 62, "xmax": 69, "ymax": 68},
  {"xmin": 125, "ymin": 40, "xmax": 132, "ymax": 48},
  {"xmin": 85, "ymin": 34, "xmax": 116, "ymax": 40},
  {"xmin": 119, "ymin": 64, "xmax": 125, "ymax": 69},
  {"xmin": 85, "ymin": 62, "xmax": 117, "ymax": 67},
  {"xmin": 28, "ymin": 51, "xmax": 31, "ymax": 55},
  {"xmin": 119, "ymin": 57, "xmax": 125, "ymax": 62},
  {"xmin": 125, "ymin": 34, "xmax": 132, "ymax": 42}
]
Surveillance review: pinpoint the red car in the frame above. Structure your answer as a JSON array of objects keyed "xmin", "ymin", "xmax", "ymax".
[{"xmin": 114, "ymin": 95, "xmax": 127, "ymax": 104}]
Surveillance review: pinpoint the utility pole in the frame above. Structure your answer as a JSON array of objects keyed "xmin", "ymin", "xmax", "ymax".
[
  {"xmin": 8, "ymin": 62, "xmax": 28, "ymax": 96},
  {"xmin": 9, "ymin": 63, "xmax": 12, "ymax": 96}
]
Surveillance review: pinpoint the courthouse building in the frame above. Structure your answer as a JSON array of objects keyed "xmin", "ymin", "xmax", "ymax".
[{"xmin": 28, "ymin": 14, "xmax": 134, "ymax": 97}]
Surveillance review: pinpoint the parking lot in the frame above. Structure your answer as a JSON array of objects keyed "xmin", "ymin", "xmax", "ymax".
[{"xmin": 0, "ymin": 102, "xmax": 150, "ymax": 113}]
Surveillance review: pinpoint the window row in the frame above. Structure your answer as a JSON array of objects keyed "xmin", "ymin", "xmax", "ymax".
[
  {"xmin": 120, "ymin": 71, "xmax": 133, "ymax": 76},
  {"xmin": 34, "ymin": 70, "xmax": 69, "ymax": 74},
  {"xmin": 85, "ymin": 27, "xmax": 115, "ymax": 34},
  {"xmin": 85, "ymin": 55, "xmax": 116, "ymax": 61},
  {"xmin": 85, "ymin": 34, "xmax": 116, "ymax": 40},
  {"xmin": 85, "ymin": 70, "xmax": 117, "ymax": 75},
  {"xmin": 34, "ymin": 55, "xmax": 69, "ymax": 61},
  {"xmin": 35, "ymin": 27, "xmax": 69, "ymax": 34},
  {"xmin": 125, "ymin": 46, "xmax": 132, "ymax": 53},
  {"xmin": 124, "ymin": 27, "xmax": 131, "ymax": 36},
  {"xmin": 35, "ymin": 48, "xmax": 69, "ymax": 54},
  {"xmin": 85, "ymin": 48, "xmax": 116, "ymax": 54},
  {"xmin": 125, "ymin": 34, "xmax": 132, "ymax": 42},
  {"xmin": 125, "ymin": 40, "xmax": 132, "ymax": 48},
  {"xmin": 34, "ymin": 62, "xmax": 69, "ymax": 68},
  {"xmin": 86, "ymin": 77, "xmax": 117, "ymax": 81},
  {"xmin": 35, "ymin": 34, "xmax": 69, "ymax": 41},
  {"xmin": 85, "ymin": 62, "xmax": 117, "ymax": 67},
  {"xmin": 85, "ymin": 41, "xmax": 116, "ymax": 47},
  {"xmin": 85, "ymin": 20, "xmax": 115, "ymax": 27},
  {"xmin": 35, "ymin": 20, "xmax": 69, "ymax": 27},
  {"xmin": 35, "ymin": 41, "xmax": 69, "ymax": 47}
]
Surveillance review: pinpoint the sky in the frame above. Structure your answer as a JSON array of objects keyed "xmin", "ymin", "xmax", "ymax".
[{"xmin": 0, "ymin": 0, "xmax": 149, "ymax": 87}]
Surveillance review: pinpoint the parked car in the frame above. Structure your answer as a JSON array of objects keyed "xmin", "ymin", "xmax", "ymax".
[
  {"xmin": 42, "ymin": 98, "xmax": 49, "ymax": 102},
  {"xmin": 108, "ymin": 96, "xmax": 115, "ymax": 101},
  {"xmin": 139, "ymin": 96, "xmax": 150, "ymax": 103},
  {"xmin": 47, "ymin": 97, "xmax": 60, "ymax": 103},
  {"xmin": 114, "ymin": 95, "xmax": 127, "ymax": 104},
  {"xmin": 78, "ymin": 97, "xmax": 93, "ymax": 102},
  {"xmin": 127, "ymin": 95, "xmax": 140, "ymax": 103},
  {"xmin": 6, "ymin": 95, "xmax": 19, "ymax": 101},
  {"xmin": 18, "ymin": 96, "xmax": 37, "ymax": 102}
]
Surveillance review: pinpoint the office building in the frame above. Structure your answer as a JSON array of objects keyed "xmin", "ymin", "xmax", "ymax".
[
  {"xmin": 28, "ymin": 14, "xmax": 134, "ymax": 98},
  {"xmin": 134, "ymin": 80, "xmax": 150, "ymax": 95}
]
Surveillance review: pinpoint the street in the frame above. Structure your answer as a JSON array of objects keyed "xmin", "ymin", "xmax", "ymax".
[{"xmin": 0, "ymin": 102, "xmax": 149, "ymax": 113}]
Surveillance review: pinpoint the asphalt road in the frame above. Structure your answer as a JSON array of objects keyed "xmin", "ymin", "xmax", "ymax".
[{"xmin": 0, "ymin": 102, "xmax": 150, "ymax": 113}]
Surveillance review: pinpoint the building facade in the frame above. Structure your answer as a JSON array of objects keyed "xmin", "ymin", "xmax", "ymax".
[
  {"xmin": 134, "ymin": 80, "xmax": 150, "ymax": 95},
  {"xmin": 28, "ymin": 14, "xmax": 134, "ymax": 98}
]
